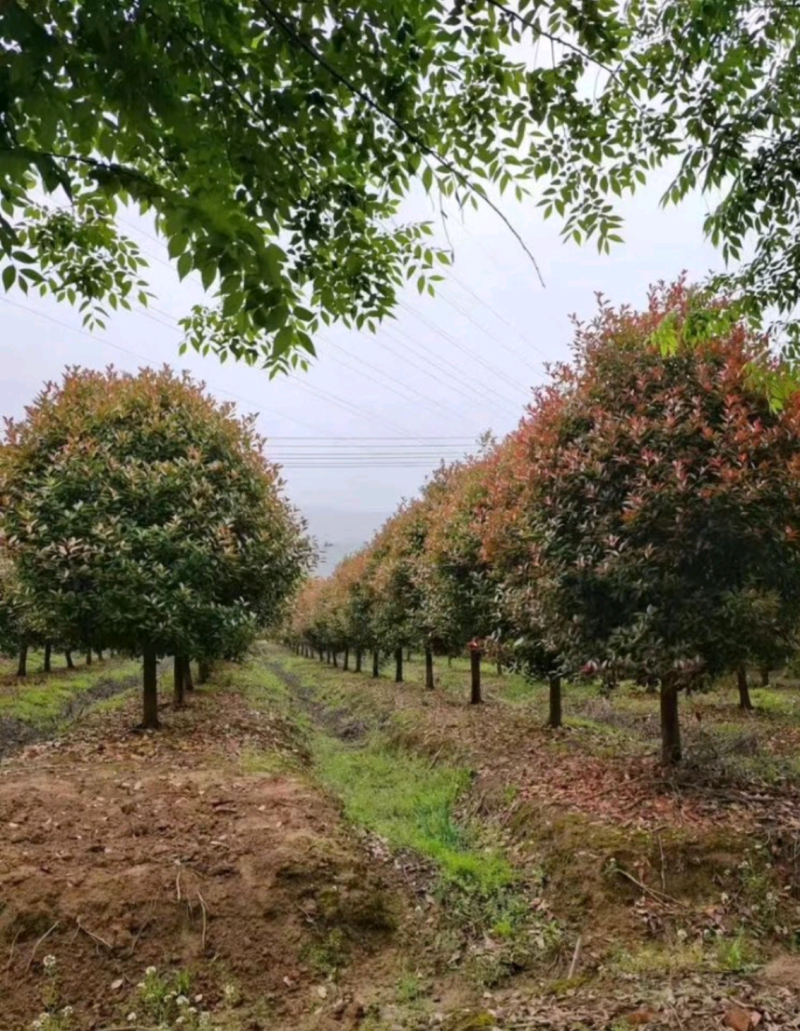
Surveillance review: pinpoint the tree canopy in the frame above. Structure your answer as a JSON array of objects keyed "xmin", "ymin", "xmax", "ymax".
[
  {"xmin": 284, "ymin": 282, "xmax": 800, "ymax": 761},
  {"xmin": 5, "ymin": 1, "xmax": 800, "ymax": 370},
  {"xmin": 0, "ymin": 366, "xmax": 313, "ymax": 725},
  {"xmin": 0, "ymin": 0, "xmax": 619, "ymax": 371}
]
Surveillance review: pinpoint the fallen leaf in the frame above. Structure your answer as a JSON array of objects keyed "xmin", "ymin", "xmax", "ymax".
[
  {"xmin": 623, "ymin": 1005, "xmax": 658, "ymax": 1026},
  {"xmin": 723, "ymin": 1004, "xmax": 755, "ymax": 1031}
]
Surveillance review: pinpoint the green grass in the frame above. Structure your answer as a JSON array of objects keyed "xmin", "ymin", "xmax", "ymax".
[
  {"xmin": 312, "ymin": 731, "xmax": 512, "ymax": 893},
  {"xmin": 0, "ymin": 657, "xmax": 141, "ymax": 725}
]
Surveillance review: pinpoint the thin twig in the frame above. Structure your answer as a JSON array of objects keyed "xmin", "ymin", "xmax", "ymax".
[
  {"xmin": 175, "ymin": 870, "xmax": 182, "ymax": 902},
  {"xmin": 197, "ymin": 889, "xmax": 208, "ymax": 951},
  {"xmin": 567, "ymin": 934, "xmax": 582, "ymax": 979},
  {"xmin": 77, "ymin": 919, "xmax": 112, "ymax": 951},
  {"xmin": 6, "ymin": 927, "xmax": 22, "ymax": 971},
  {"xmin": 24, "ymin": 922, "xmax": 59, "ymax": 973},
  {"xmin": 614, "ymin": 865, "xmax": 688, "ymax": 909},
  {"xmin": 658, "ymin": 831, "xmax": 667, "ymax": 893}
]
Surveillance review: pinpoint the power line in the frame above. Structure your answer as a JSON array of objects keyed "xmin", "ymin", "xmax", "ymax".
[{"xmin": 119, "ymin": 210, "xmax": 534, "ymax": 418}]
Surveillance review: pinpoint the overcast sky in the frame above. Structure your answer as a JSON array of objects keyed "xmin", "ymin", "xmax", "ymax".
[{"xmin": 0, "ymin": 167, "xmax": 722, "ymax": 564}]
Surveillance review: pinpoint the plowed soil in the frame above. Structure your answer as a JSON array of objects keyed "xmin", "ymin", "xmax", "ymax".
[{"xmin": 0, "ymin": 682, "xmax": 403, "ymax": 1030}]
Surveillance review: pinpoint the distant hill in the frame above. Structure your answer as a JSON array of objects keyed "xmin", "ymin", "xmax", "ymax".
[{"xmin": 300, "ymin": 505, "xmax": 390, "ymax": 574}]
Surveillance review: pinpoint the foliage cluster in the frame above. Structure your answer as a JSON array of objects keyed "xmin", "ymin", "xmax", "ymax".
[
  {"xmin": 285, "ymin": 282, "xmax": 800, "ymax": 762},
  {"xmin": 0, "ymin": 366, "xmax": 313, "ymax": 725}
]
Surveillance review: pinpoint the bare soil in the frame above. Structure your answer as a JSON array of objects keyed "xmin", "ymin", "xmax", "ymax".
[{"xmin": 0, "ymin": 684, "xmax": 406, "ymax": 1030}]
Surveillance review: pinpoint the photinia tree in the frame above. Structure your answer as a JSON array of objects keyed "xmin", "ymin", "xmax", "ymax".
[
  {"xmin": 513, "ymin": 282, "xmax": 800, "ymax": 763},
  {"xmin": 422, "ymin": 456, "xmax": 498, "ymax": 703},
  {"xmin": 0, "ymin": 366, "xmax": 312, "ymax": 727}
]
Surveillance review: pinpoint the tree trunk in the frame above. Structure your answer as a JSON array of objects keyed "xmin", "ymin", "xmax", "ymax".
[
  {"xmin": 96, "ymin": 650, "xmax": 103, "ymax": 661},
  {"xmin": 395, "ymin": 647, "xmax": 403, "ymax": 683},
  {"xmin": 86, "ymin": 650, "xmax": 92, "ymax": 666},
  {"xmin": 496, "ymin": 659, "xmax": 502, "ymax": 676},
  {"xmin": 406, "ymin": 648, "xmax": 412, "ymax": 662},
  {"xmin": 343, "ymin": 647, "xmax": 349, "ymax": 671},
  {"xmin": 548, "ymin": 674, "xmax": 562, "ymax": 728},
  {"xmin": 142, "ymin": 645, "xmax": 160, "ymax": 729},
  {"xmin": 425, "ymin": 646, "xmax": 434, "ymax": 689},
  {"xmin": 332, "ymin": 651, "xmax": 338, "ymax": 668},
  {"xmin": 660, "ymin": 675, "xmax": 682, "ymax": 765},
  {"xmin": 43, "ymin": 641, "xmax": 52, "ymax": 674},
  {"xmin": 470, "ymin": 649, "xmax": 482, "ymax": 704},
  {"xmin": 372, "ymin": 650, "xmax": 380, "ymax": 678},
  {"xmin": 184, "ymin": 657, "xmax": 194, "ymax": 692},
  {"xmin": 448, "ymin": 655, "xmax": 452, "ymax": 668},
  {"xmin": 65, "ymin": 650, "xmax": 75, "ymax": 670},
  {"xmin": 174, "ymin": 655, "xmax": 185, "ymax": 708},
  {"xmin": 355, "ymin": 650, "xmax": 362, "ymax": 673},
  {"xmin": 737, "ymin": 664, "xmax": 754, "ymax": 710},
  {"xmin": 198, "ymin": 659, "xmax": 211, "ymax": 685},
  {"xmin": 319, "ymin": 649, "xmax": 324, "ymax": 662},
  {"xmin": 17, "ymin": 643, "xmax": 27, "ymax": 678},
  {"xmin": 760, "ymin": 666, "xmax": 770, "ymax": 687}
]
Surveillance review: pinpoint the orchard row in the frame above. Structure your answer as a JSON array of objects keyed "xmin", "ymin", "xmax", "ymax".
[
  {"xmin": 284, "ymin": 283, "xmax": 800, "ymax": 764},
  {"xmin": 0, "ymin": 366, "xmax": 313, "ymax": 726}
]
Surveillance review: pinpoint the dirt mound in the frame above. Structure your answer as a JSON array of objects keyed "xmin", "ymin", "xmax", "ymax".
[{"xmin": 0, "ymin": 688, "xmax": 401, "ymax": 1030}]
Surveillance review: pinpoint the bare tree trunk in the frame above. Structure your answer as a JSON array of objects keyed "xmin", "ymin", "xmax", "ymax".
[
  {"xmin": 43, "ymin": 641, "xmax": 52, "ymax": 674},
  {"xmin": 86, "ymin": 650, "xmax": 92, "ymax": 666},
  {"xmin": 174, "ymin": 655, "xmax": 185, "ymax": 708},
  {"xmin": 332, "ymin": 651, "xmax": 338, "ymax": 668},
  {"xmin": 496, "ymin": 659, "xmax": 502, "ymax": 676},
  {"xmin": 470, "ymin": 649, "xmax": 482, "ymax": 704},
  {"xmin": 96, "ymin": 650, "xmax": 103, "ymax": 661},
  {"xmin": 184, "ymin": 657, "xmax": 194, "ymax": 692},
  {"xmin": 425, "ymin": 646, "xmax": 434, "ymax": 689},
  {"xmin": 737, "ymin": 664, "xmax": 754, "ymax": 710},
  {"xmin": 760, "ymin": 666, "xmax": 770, "ymax": 687},
  {"xmin": 406, "ymin": 648, "xmax": 412, "ymax": 662},
  {"xmin": 548, "ymin": 674, "xmax": 562, "ymax": 728},
  {"xmin": 343, "ymin": 647, "xmax": 349, "ymax": 671},
  {"xmin": 65, "ymin": 650, "xmax": 75, "ymax": 670},
  {"xmin": 372, "ymin": 650, "xmax": 380, "ymax": 678},
  {"xmin": 17, "ymin": 643, "xmax": 27, "ymax": 677},
  {"xmin": 319, "ymin": 649, "xmax": 324, "ymax": 662},
  {"xmin": 395, "ymin": 647, "xmax": 403, "ymax": 683},
  {"xmin": 448, "ymin": 655, "xmax": 452, "ymax": 668},
  {"xmin": 198, "ymin": 659, "xmax": 212, "ymax": 684},
  {"xmin": 660, "ymin": 675, "xmax": 682, "ymax": 764},
  {"xmin": 355, "ymin": 650, "xmax": 362, "ymax": 673},
  {"xmin": 142, "ymin": 645, "xmax": 160, "ymax": 729}
]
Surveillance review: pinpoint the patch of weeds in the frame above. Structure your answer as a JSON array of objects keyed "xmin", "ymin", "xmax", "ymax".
[
  {"xmin": 302, "ymin": 928, "xmax": 349, "ymax": 977},
  {"xmin": 396, "ymin": 972, "xmax": 426, "ymax": 1004},
  {"xmin": 716, "ymin": 931, "xmax": 761, "ymax": 972},
  {"xmin": 29, "ymin": 954, "xmax": 74, "ymax": 1031},
  {"xmin": 611, "ymin": 939, "xmax": 706, "ymax": 976},
  {"xmin": 240, "ymin": 747, "xmax": 298, "ymax": 776}
]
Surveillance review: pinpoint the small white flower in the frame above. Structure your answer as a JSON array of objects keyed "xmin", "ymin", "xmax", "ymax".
[
  {"xmin": 61, "ymin": 1006, "xmax": 74, "ymax": 1017},
  {"xmin": 676, "ymin": 928, "xmax": 688, "ymax": 941},
  {"xmin": 145, "ymin": 965, "xmax": 157, "ymax": 976},
  {"xmin": 176, "ymin": 995, "xmax": 189, "ymax": 1007},
  {"xmin": 43, "ymin": 954, "xmax": 57, "ymax": 970},
  {"xmin": 126, "ymin": 1013, "xmax": 137, "ymax": 1023}
]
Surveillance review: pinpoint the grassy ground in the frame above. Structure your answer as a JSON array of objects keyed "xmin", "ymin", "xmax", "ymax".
[
  {"xmin": 251, "ymin": 645, "xmax": 800, "ymax": 1022},
  {"xmin": 3, "ymin": 645, "xmax": 800, "ymax": 1030}
]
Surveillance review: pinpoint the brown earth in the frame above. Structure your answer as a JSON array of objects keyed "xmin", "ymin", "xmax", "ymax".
[{"xmin": 0, "ymin": 684, "xmax": 406, "ymax": 1031}]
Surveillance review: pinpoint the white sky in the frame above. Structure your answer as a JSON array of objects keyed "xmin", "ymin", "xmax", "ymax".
[{"xmin": 0, "ymin": 168, "xmax": 722, "ymax": 560}]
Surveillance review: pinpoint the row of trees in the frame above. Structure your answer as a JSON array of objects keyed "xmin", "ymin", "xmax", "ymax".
[
  {"xmin": 284, "ymin": 282, "xmax": 800, "ymax": 764},
  {"xmin": 0, "ymin": 366, "xmax": 313, "ymax": 726}
]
